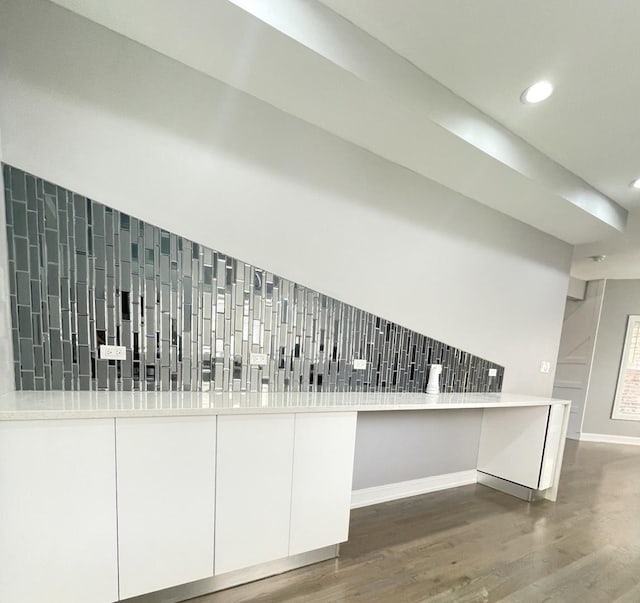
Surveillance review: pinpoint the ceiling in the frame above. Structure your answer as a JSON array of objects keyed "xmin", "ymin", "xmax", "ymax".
[
  {"xmin": 319, "ymin": 0, "xmax": 640, "ymax": 279},
  {"xmin": 50, "ymin": 0, "xmax": 640, "ymax": 279},
  {"xmin": 320, "ymin": 0, "xmax": 640, "ymax": 211}
]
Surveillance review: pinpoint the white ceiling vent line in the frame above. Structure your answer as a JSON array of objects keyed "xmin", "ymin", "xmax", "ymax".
[{"xmin": 51, "ymin": 0, "xmax": 626, "ymax": 244}]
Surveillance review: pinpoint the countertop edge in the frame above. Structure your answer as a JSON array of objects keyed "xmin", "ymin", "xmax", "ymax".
[{"xmin": 0, "ymin": 398, "xmax": 571, "ymax": 421}]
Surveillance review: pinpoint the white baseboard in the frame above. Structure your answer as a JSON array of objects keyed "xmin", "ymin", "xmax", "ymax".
[
  {"xmin": 580, "ymin": 432, "xmax": 640, "ymax": 446},
  {"xmin": 351, "ymin": 469, "xmax": 477, "ymax": 509}
]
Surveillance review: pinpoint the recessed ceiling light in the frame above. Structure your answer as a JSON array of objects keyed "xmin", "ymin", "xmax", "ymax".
[
  {"xmin": 521, "ymin": 80, "xmax": 554, "ymax": 104},
  {"xmin": 631, "ymin": 178, "xmax": 640, "ymax": 189},
  {"xmin": 588, "ymin": 255, "xmax": 607, "ymax": 263}
]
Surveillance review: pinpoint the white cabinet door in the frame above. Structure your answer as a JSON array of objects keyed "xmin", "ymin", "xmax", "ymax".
[
  {"xmin": 477, "ymin": 406, "xmax": 550, "ymax": 489},
  {"xmin": 0, "ymin": 419, "xmax": 118, "ymax": 603},
  {"xmin": 215, "ymin": 414, "xmax": 295, "ymax": 575},
  {"xmin": 289, "ymin": 412, "xmax": 357, "ymax": 555},
  {"xmin": 116, "ymin": 416, "xmax": 217, "ymax": 599},
  {"xmin": 538, "ymin": 404, "xmax": 567, "ymax": 490}
]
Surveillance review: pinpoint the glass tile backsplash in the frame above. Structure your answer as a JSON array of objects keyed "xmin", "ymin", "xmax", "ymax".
[{"xmin": 3, "ymin": 164, "xmax": 504, "ymax": 392}]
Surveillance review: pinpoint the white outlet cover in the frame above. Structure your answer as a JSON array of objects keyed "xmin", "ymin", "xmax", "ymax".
[
  {"xmin": 353, "ymin": 359, "xmax": 367, "ymax": 370},
  {"xmin": 250, "ymin": 352, "xmax": 268, "ymax": 366},
  {"xmin": 488, "ymin": 368, "xmax": 497, "ymax": 377},
  {"xmin": 99, "ymin": 345, "xmax": 127, "ymax": 360},
  {"xmin": 540, "ymin": 361, "xmax": 551, "ymax": 374}
]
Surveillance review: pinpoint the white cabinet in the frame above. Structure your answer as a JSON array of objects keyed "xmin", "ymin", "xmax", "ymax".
[
  {"xmin": 215, "ymin": 412, "xmax": 358, "ymax": 575},
  {"xmin": 289, "ymin": 412, "xmax": 357, "ymax": 555},
  {"xmin": 538, "ymin": 405, "xmax": 566, "ymax": 490},
  {"xmin": 215, "ymin": 414, "xmax": 295, "ymax": 575},
  {"xmin": 477, "ymin": 406, "xmax": 555, "ymax": 489},
  {"xmin": 0, "ymin": 419, "xmax": 118, "ymax": 603},
  {"xmin": 116, "ymin": 416, "xmax": 217, "ymax": 598}
]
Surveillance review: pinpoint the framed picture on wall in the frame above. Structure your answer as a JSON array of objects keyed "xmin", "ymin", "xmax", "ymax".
[{"xmin": 612, "ymin": 315, "xmax": 640, "ymax": 421}]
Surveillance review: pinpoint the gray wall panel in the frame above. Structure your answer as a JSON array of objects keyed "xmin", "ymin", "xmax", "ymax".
[
  {"xmin": 582, "ymin": 279, "xmax": 640, "ymax": 438},
  {"xmin": 353, "ymin": 410, "xmax": 482, "ymax": 489}
]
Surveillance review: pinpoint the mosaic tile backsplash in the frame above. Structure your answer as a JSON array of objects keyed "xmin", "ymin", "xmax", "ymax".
[{"xmin": 3, "ymin": 164, "xmax": 504, "ymax": 393}]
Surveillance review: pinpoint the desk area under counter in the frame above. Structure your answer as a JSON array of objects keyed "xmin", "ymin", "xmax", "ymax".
[{"xmin": 0, "ymin": 391, "xmax": 571, "ymax": 603}]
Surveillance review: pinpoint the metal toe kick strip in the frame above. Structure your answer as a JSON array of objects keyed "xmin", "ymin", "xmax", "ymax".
[
  {"xmin": 477, "ymin": 471, "xmax": 535, "ymax": 502},
  {"xmin": 121, "ymin": 545, "xmax": 339, "ymax": 603}
]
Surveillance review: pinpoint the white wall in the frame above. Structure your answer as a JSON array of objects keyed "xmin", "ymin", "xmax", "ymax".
[
  {"xmin": 0, "ymin": 0, "xmax": 572, "ymax": 395},
  {"xmin": 582, "ymin": 279, "xmax": 640, "ymax": 438},
  {"xmin": 567, "ymin": 276, "xmax": 587, "ymax": 301},
  {"xmin": 0, "ymin": 128, "xmax": 15, "ymax": 394}
]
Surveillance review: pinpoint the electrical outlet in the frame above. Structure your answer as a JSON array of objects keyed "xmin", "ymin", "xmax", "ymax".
[
  {"xmin": 488, "ymin": 368, "xmax": 497, "ymax": 377},
  {"xmin": 99, "ymin": 345, "xmax": 127, "ymax": 360},
  {"xmin": 250, "ymin": 352, "xmax": 268, "ymax": 366},
  {"xmin": 540, "ymin": 360, "xmax": 551, "ymax": 374},
  {"xmin": 353, "ymin": 358, "xmax": 367, "ymax": 370}
]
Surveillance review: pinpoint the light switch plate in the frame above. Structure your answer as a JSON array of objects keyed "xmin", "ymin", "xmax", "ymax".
[
  {"xmin": 540, "ymin": 361, "xmax": 551, "ymax": 374},
  {"xmin": 250, "ymin": 352, "xmax": 268, "ymax": 366},
  {"xmin": 99, "ymin": 345, "xmax": 127, "ymax": 360},
  {"xmin": 353, "ymin": 358, "xmax": 367, "ymax": 370},
  {"xmin": 488, "ymin": 368, "xmax": 497, "ymax": 377}
]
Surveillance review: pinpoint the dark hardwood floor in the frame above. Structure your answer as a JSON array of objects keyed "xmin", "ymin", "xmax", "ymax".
[{"xmin": 193, "ymin": 440, "xmax": 640, "ymax": 602}]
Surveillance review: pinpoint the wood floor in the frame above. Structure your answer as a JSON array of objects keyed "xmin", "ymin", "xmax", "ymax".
[{"xmin": 193, "ymin": 440, "xmax": 640, "ymax": 602}]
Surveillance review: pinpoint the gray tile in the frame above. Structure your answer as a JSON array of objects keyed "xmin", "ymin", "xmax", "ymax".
[
  {"xmin": 47, "ymin": 264, "xmax": 59, "ymax": 295},
  {"xmin": 11, "ymin": 329, "xmax": 19, "ymax": 362},
  {"xmin": 48, "ymin": 297, "xmax": 61, "ymax": 330},
  {"xmin": 50, "ymin": 330, "xmax": 63, "ymax": 360},
  {"xmin": 19, "ymin": 338, "xmax": 34, "ymax": 370},
  {"xmin": 10, "ymin": 167, "xmax": 26, "ymax": 201},
  {"xmin": 29, "ymin": 245, "xmax": 39, "ymax": 280},
  {"xmin": 45, "ymin": 229, "xmax": 58, "ymax": 263},
  {"xmin": 27, "ymin": 210, "xmax": 38, "ymax": 242},
  {"xmin": 11, "ymin": 363, "xmax": 19, "ymax": 388},
  {"xmin": 76, "ymin": 285, "xmax": 89, "ymax": 315},
  {"xmin": 95, "ymin": 301, "xmax": 106, "ymax": 331},
  {"xmin": 73, "ymin": 194, "xmax": 86, "ymax": 218},
  {"xmin": 21, "ymin": 371, "xmax": 35, "ymax": 390},
  {"xmin": 77, "ymin": 315, "xmax": 89, "ymax": 345},
  {"xmin": 17, "ymin": 305, "xmax": 32, "ymax": 338},
  {"xmin": 74, "ymin": 218, "xmax": 86, "ymax": 252},
  {"xmin": 15, "ymin": 237, "xmax": 28, "ymax": 271},
  {"xmin": 10, "ymin": 295, "xmax": 18, "ymax": 328},
  {"xmin": 97, "ymin": 360, "xmax": 108, "ymax": 389},
  {"xmin": 4, "ymin": 192, "xmax": 12, "ymax": 226},
  {"xmin": 51, "ymin": 360, "xmax": 64, "ymax": 388},
  {"xmin": 16, "ymin": 272, "xmax": 31, "ymax": 305},
  {"xmin": 93, "ymin": 204, "xmax": 105, "ymax": 236},
  {"xmin": 44, "ymin": 193, "xmax": 57, "ymax": 226},
  {"xmin": 3, "ymin": 164, "xmax": 504, "ymax": 394},
  {"xmin": 76, "ymin": 252, "xmax": 88, "ymax": 283},
  {"xmin": 78, "ymin": 346, "xmax": 90, "ymax": 376},
  {"xmin": 33, "ymin": 346, "xmax": 45, "ymax": 377}
]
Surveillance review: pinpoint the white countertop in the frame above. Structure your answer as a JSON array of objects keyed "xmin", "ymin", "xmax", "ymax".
[{"xmin": 0, "ymin": 391, "xmax": 570, "ymax": 420}]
